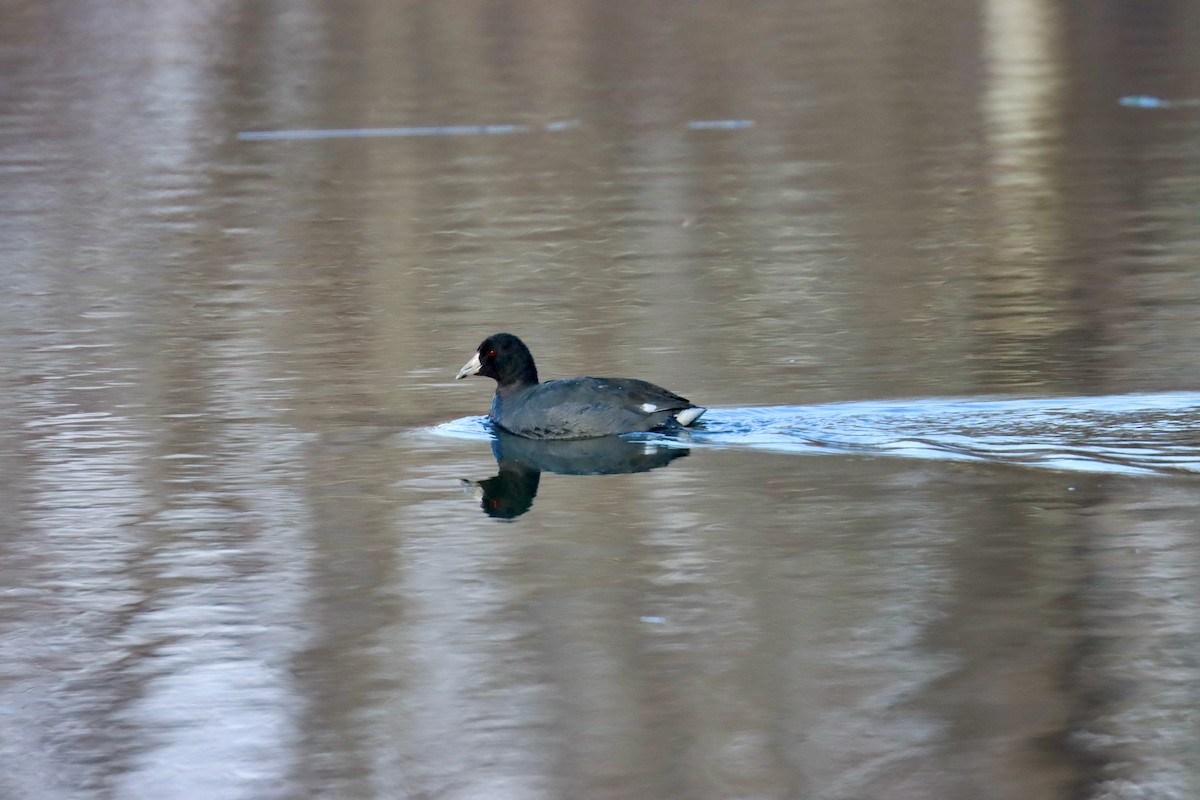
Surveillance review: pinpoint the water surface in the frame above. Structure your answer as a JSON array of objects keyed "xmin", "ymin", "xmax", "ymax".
[{"xmin": 3, "ymin": 1, "xmax": 1200, "ymax": 799}]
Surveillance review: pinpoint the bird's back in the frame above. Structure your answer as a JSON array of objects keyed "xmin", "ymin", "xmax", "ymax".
[{"xmin": 492, "ymin": 376, "xmax": 699, "ymax": 439}]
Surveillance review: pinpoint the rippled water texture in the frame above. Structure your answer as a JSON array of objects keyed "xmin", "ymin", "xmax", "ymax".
[
  {"xmin": 438, "ymin": 391, "xmax": 1200, "ymax": 477},
  {"xmin": 3, "ymin": 2, "xmax": 1200, "ymax": 799}
]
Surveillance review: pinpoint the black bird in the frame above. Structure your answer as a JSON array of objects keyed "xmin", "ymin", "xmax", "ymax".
[{"xmin": 456, "ymin": 333, "xmax": 706, "ymax": 439}]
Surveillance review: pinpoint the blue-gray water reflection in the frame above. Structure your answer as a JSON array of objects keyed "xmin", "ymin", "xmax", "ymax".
[{"xmin": 439, "ymin": 391, "xmax": 1200, "ymax": 485}]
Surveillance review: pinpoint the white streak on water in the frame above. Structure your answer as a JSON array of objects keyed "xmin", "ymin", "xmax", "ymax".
[{"xmin": 428, "ymin": 392, "xmax": 1200, "ymax": 476}]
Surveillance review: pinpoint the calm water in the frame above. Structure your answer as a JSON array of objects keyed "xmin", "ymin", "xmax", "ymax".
[{"xmin": 4, "ymin": 1, "xmax": 1200, "ymax": 798}]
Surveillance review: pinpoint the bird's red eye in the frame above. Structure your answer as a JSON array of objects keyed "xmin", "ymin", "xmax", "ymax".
[{"xmin": 487, "ymin": 349, "xmax": 497, "ymax": 358}]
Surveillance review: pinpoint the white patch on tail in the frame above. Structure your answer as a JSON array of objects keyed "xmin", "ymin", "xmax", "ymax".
[
  {"xmin": 640, "ymin": 402, "xmax": 659, "ymax": 413},
  {"xmin": 675, "ymin": 407, "xmax": 706, "ymax": 426}
]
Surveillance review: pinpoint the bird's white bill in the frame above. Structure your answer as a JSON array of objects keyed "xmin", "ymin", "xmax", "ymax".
[
  {"xmin": 675, "ymin": 407, "xmax": 706, "ymax": 426},
  {"xmin": 455, "ymin": 352, "xmax": 483, "ymax": 380}
]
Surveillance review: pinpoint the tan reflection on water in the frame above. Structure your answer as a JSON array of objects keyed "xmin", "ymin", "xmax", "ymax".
[{"xmin": 976, "ymin": 0, "xmax": 1074, "ymax": 383}]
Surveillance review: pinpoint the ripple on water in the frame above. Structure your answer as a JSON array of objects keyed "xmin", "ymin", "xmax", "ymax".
[{"xmin": 431, "ymin": 392, "xmax": 1200, "ymax": 477}]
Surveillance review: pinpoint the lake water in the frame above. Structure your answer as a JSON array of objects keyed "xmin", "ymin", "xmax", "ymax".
[{"xmin": 3, "ymin": 2, "xmax": 1200, "ymax": 798}]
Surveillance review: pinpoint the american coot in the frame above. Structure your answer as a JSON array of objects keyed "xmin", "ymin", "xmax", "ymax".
[{"xmin": 456, "ymin": 333, "xmax": 706, "ymax": 440}]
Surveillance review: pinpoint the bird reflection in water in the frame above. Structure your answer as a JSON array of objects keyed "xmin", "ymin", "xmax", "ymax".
[{"xmin": 463, "ymin": 429, "xmax": 690, "ymax": 519}]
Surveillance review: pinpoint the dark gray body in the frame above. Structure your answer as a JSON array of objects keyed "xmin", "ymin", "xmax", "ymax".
[{"xmin": 491, "ymin": 376, "xmax": 700, "ymax": 439}]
